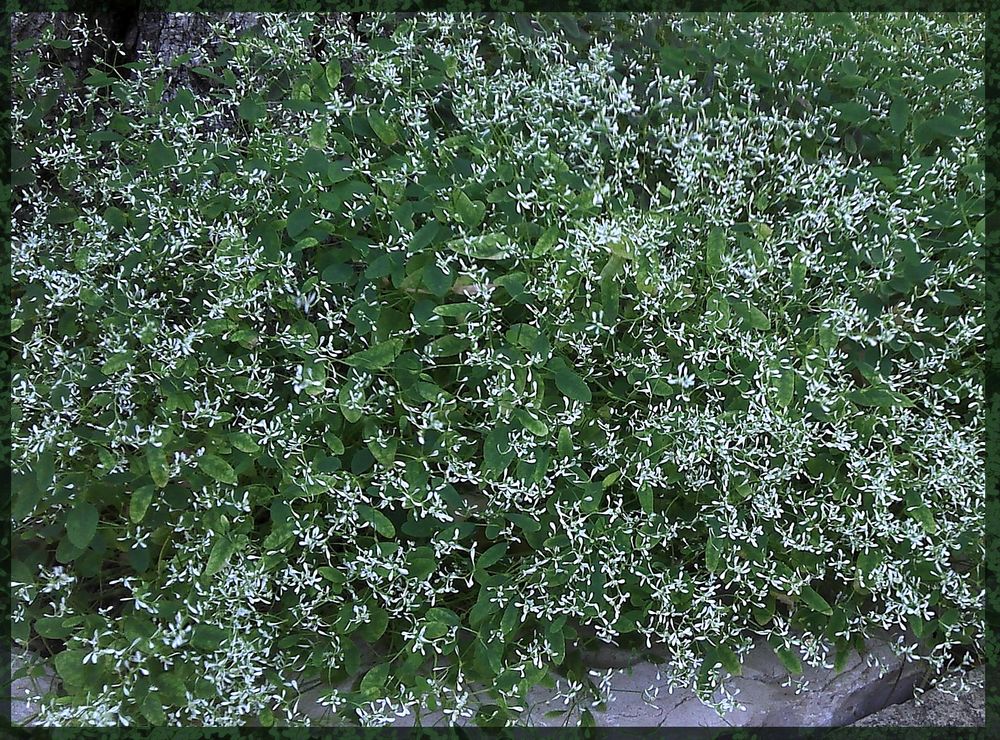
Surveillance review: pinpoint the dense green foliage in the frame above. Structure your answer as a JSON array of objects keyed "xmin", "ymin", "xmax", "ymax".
[{"xmin": 11, "ymin": 12, "xmax": 984, "ymax": 726}]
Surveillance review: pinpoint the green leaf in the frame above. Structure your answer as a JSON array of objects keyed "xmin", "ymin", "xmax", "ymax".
[
  {"xmin": 557, "ymin": 426, "xmax": 573, "ymax": 457},
  {"xmin": 483, "ymin": 425, "xmax": 513, "ymax": 472},
  {"xmin": 190, "ymin": 624, "xmax": 228, "ymax": 651},
  {"xmin": 238, "ymin": 98, "xmax": 265, "ymax": 122},
  {"xmin": 834, "ymin": 641, "xmax": 851, "ymax": 673},
  {"xmin": 476, "ymin": 542, "xmax": 508, "ymax": 571},
  {"xmin": 358, "ymin": 505, "xmax": 396, "ymax": 538},
  {"xmin": 146, "ymin": 444, "xmax": 169, "ymax": 488},
  {"xmin": 198, "ymin": 453, "xmax": 238, "ymax": 485},
  {"xmin": 452, "ymin": 190, "xmax": 486, "ymax": 228},
  {"xmin": 204, "ymin": 536, "xmax": 237, "ymax": 577},
  {"xmin": 799, "ymin": 585, "xmax": 834, "ymax": 616},
  {"xmin": 446, "ymin": 233, "xmax": 513, "ymax": 260},
  {"xmin": 505, "ymin": 512, "xmax": 540, "ymax": 533},
  {"xmin": 774, "ymin": 368, "xmax": 795, "ymax": 408},
  {"xmin": 130, "ymin": 484, "xmax": 155, "ymax": 524},
  {"xmin": 100, "ymin": 352, "xmax": 131, "ymax": 375},
  {"xmin": 368, "ymin": 111, "xmax": 398, "ymax": 145},
  {"xmin": 34, "ymin": 616, "xmax": 73, "ymax": 639},
  {"xmin": 433, "ymin": 302, "xmax": 476, "ymax": 318},
  {"xmin": 706, "ymin": 228, "xmax": 726, "ymax": 273},
  {"xmin": 427, "ymin": 335, "xmax": 469, "ymax": 358},
  {"xmin": 12, "ymin": 475, "xmax": 41, "ymax": 522},
  {"xmin": 342, "ymin": 339, "xmax": 404, "ymax": 371},
  {"xmin": 286, "ymin": 207, "xmax": 314, "ymax": 240},
  {"xmin": 716, "ymin": 645, "xmax": 742, "ymax": 677},
  {"xmin": 790, "ymin": 253, "xmax": 807, "ymax": 292},
  {"xmin": 748, "ymin": 305, "xmax": 771, "ymax": 330},
  {"xmin": 833, "ymin": 101, "xmax": 870, "ymax": 123},
  {"xmin": 358, "ymin": 605, "xmax": 389, "ymax": 642},
  {"xmin": 846, "ymin": 388, "xmax": 914, "ymax": 408},
  {"xmin": 776, "ymin": 646, "xmax": 803, "ymax": 675},
  {"xmin": 514, "ymin": 408, "xmax": 548, "ymax": 437},
  {"xmin": 818, "ymin": 322, "xmax": 838, "ymax": 351},
  {"xmin": 339, "ymin": 383, "xmax": 364, "ymax": 423},
  {"xmin": 914, "ymin": 115, "xmax": 964, "ymax": 145},
  {"xmin": 229, "ymin": 432, "xmax": 260, "ymax": 453},
  {"xmin": 905, "ymin": 492, "xmax": 937, "ymax": 534},
  {"xmin": 325, "ymin": 60, "xmax": 342, "ymax": 90},
  {"xmin": 409, "ymin": 220, "xmax": 441, "ymax": 253},
  {"xmin": 35, "ymin": 451, "xmax": 55, "ymax": 491},
  {"xmin": 54, "ymin": 649, "xmax": 89, "ymax": 687},
  {"xmin": 889, "ymin": 96, "xmax": 909, "ymax": 135},
  {"xmin": 141, "ymin": 692, "xmax": 166, "ymax": 725},
  {"xmin": 66, "ymin": 501, "xmax": 99, "ymax": 549},
  {"xmin": 533, "ymin": 226, "xmax": 561, "ymax": 257},
  {"xmin": 47, "ymin": 205, "xmax": 78, "ymax": 225},
  {"xmin": 551, "ymin": 365, "xmax": 591, "ymax": 403},
  {"xmin": 705, "ymin": 534, "xmax": 723, "ymax": 573},
  {"xmin": 638, "ymin": 485, "xmax": 653, "ymax": 515},
  {"xmin": 360, "ymin": 663, "xmax": 391, "ymax": 698},
  {"xmin": 547, "ymin": 621, "xmax": 566, "ymax": 665}
]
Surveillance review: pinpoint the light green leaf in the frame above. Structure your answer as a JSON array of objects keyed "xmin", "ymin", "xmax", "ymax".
[
  {"xmin": 533, "ymin": 226, "xmax": 560, "ymax": 257},
  {"xmin": 368, "ymin": 111, "xmax": 398, "ymax": 146},
  {"xmin": 790, "ymin": 253, "xmax": 807, "ymax": 292},
  {"xmin": 343, "ymin": 338, "xmax": 404, "ymax": 371},
  {"xmin": 716, "ymin": 645, "xmax": 742, "ymax": 677},
  {"xmin": 514, "ymin": 408, "xmax": 548, "ymax": 437},
  {"xmin": 776, "ymin": 646, "xmax": 803, "ymax": 675},
  {"xmin": 774, "ymin": 368, "xmax": 795, "ymax": 408},
  {"xmin": 101, "ymin": 352, "xmax": 131, "ymax": 375},
  {"xmin": 141, "ymin": 693, "xmax": 166, "ymax": 725},
  {"xmin": 748, "ymin": 305, "xmax": 771, "ymax": 330},
  {"xmin": 339, "ymin": 383, "xmax": 364, "ymax": 423},
  {"xmin": 798, "ymin": 585, "xmax": 834, "ymax": 616},
  {"xmin": 638, "ymin": 484, "xmax": 653, "ymax": 514},
  {"xmin": 130, "ymin": 484, "xmax": 155, "ymax": 524},
  {"xmin": 452, "ymin": 189, "xmax": 485, "ymax": 228},
  {"xmin": 360, "ymin": 663, "xmax": 391, "ymax": 698},
  {"xmin": 446, "ymin": 233, "xmax": 513, "ymax": 260},
  {"xmin": 433, "ymin": 303, "xmax": 476, "ymax": 318},
  {"xmin": 325, "ymin": 60, "xmax": 342, "ymax": 90},
  {"xmin": 204, "ymin": 536, "xmax": 237, "ymax": 577},
  {"xmin": 706, "ymin": 228, "xmax": 726, "ymax": 273},
  {"xmin": 557, "ymin": 426, "xmax": 573, "ymax": 456},
  {"xmin": 198, "ymin": 453, "xmax": 238, "ymax": 485},
  {"xmin": 54, "ymin": 649, "xmax": 89, "ymax": 687},
  {"xmin": 229, "ymin": 432, "xmax": 260, "ymax": 453},
  {"xmin": 146, "ymin": 443, "xmax": 169, "ymax": 487}
]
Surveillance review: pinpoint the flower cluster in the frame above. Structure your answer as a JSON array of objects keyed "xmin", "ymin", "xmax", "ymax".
[{"xmin": 11, "ymin": 12, "xmax": 983, "ymax": 727}]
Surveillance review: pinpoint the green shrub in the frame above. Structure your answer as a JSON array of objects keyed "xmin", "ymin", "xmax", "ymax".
[{"xmin": 11, "ymin": 12, "xmax": 984, "ymax": 726}]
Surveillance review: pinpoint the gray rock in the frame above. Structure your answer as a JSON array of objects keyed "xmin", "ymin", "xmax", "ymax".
[
  {"xmin": 6, "ymin": 647, "xmax": 57, "ymax": 726},
  {"xmin": 377, "ymin": 634, "xmax": 929, "ymax": 727},
  {"xmin": 851, "ymin": 666, "xmax": 985, "ymax": 727},
  {"xmin": 10, "ymin": 636, "xmax": 962, "ymax": 728}
]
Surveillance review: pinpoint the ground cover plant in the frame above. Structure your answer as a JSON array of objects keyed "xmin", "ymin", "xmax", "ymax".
[{"xmin": 10, "ymin": 12, "xmax": 985, "ymax": 727}]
